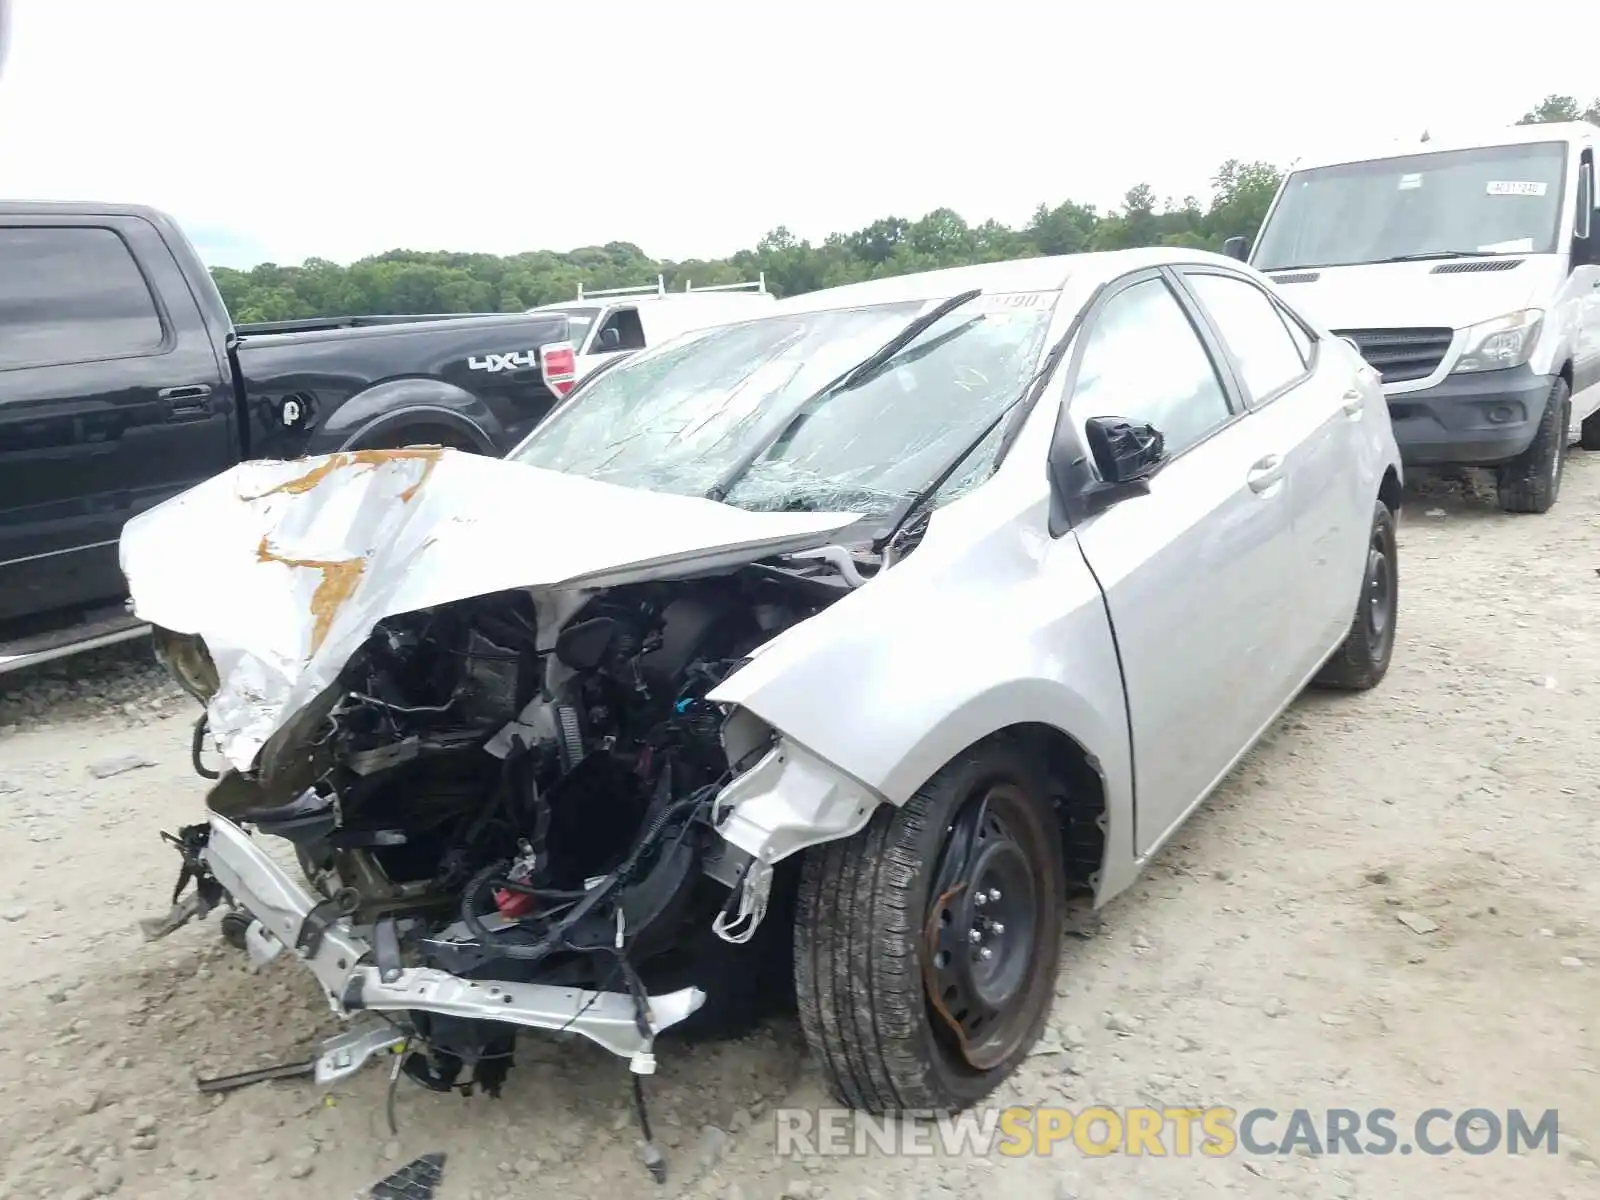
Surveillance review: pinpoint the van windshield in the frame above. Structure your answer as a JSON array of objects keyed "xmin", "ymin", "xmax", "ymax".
[{"xmin": 1253, "ymin": 141, "xmax": 1568, "ymax": 270}]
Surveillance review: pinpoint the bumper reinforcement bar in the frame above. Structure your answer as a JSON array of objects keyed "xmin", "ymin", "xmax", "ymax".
[{"xmin": 198, "ymin": 813, "xmax": 704, "ymax": 1072}]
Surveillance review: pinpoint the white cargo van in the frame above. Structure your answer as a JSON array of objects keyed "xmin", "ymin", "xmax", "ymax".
[
  {"xmin": 1230, "ymin": 122, "xmax": 1599, "ymax": 513},
  {"xmin": 529, "ymin": 275, "xmax": 776, "ymax": 383}
]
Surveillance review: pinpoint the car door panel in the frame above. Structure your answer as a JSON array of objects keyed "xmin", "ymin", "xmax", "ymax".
[
  {"xmin": 1057, "ymin": 271, "xmax": 1302, "ymax": 857},
  {"xmin": 1176, "ymin": 268, "xmax": 1372, "ymax": 665},
  {"xmin": 0, "ymin": 217, "xmax": 232, "ymax": 621},
  {"xmin": 1071, "ymin": 419, "xmax": 1299, "ymax": 856}
]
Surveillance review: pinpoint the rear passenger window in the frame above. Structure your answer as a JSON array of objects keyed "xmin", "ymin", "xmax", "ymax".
[
  {"xmin": 1277, "ymin": 303, "xmax": 1315, "ymax": 365},
  {"xmin": 1183, "ymin": 272, "xmax": 1309, "ymax": 404},
  {"xmin": 1068, "ymin": 276, "xmax": 1233, "ymax": 459},
  {"xmin": 0, "ymin": 227, "xmax": 164, "ymax": 371}
]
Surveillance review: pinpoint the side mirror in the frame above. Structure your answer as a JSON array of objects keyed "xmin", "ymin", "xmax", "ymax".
[
  {"xmin": 1085, "ymin": 416, "xmax": 1165, "ymax": 484},
  {"xmin": 1047, "ymin": 412, "xmax": 1165, "ymax": 529},
  {"xmin": 598, "ymin": 327, "xmax": 622, "ymax": 351},
  {"xmin": 1221, "ymin": 236, "xmax": 1249, "ymax": 262}
]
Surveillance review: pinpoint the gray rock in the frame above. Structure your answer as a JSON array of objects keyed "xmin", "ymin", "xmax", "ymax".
[
  {"xmin": 1, "ymin": 908, "xmax": 26, "ymax": 923},
  {"xmin": 87, "ymin": 755, "xmax": 156, "ymax": 780},
  {"xmin": 696, "ymin": 1124, "xmax": 732, "ymax": 1171},
  {"xmin": 93, "ymin": 1163, "xmax": 123, "ymax": 1195},
  {"xmin": 131, "ymin": 1114, "xmax": 158, "ymax": 1135},
  {"xmin": 781, "ymin": 1182, "xmax": 815, "ymax": 1199},
  {"xmin": 287, "ymin": 1163, "xmax": 314, "ymax": 1180},
  {"xmin": 1105, "ymin": 1011, "xmax": 1141, "ymax": 1035},
  {"xmin": 1263, "ymin": 997, "xmax": 1287, "ymax": 1018}
]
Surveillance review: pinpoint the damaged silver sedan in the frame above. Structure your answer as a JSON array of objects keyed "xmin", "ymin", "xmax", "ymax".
[{"xmin": 126, "ymin": 249, "xmax": 1402, "ymax": 1161}]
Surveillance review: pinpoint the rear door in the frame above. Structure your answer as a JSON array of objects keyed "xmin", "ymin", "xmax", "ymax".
[
  {"xmin": 1174, "ymin": 267, "xmax": 1372, "ymax": 664},
  {"xmin": 0, "ymin": 215, "xmax": 234, "ymax": 621},
  {"xmin": 1060, "ymin": 270, "xmax": 1304, "ymax": 856}
]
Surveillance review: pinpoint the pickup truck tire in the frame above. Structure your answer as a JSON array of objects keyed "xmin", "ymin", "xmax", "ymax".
[
  {"xmin": 793, "ymin": 738, "xmax": 1065, "ymax": 1113},
  {"xmin": 1495, "ymin": 378, "xmax": 1569, "ymax": 513},
  {"xmin": 1312, "ymin": 499, "xmax": 1398, "ymax": 691}
]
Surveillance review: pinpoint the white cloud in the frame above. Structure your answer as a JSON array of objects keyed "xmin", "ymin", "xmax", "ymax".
[{"xmin": 0, "ymin": 0, "xmax": 1588, "ymax": 267}]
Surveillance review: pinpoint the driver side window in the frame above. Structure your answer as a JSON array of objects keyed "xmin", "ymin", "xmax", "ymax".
[{"xmin": 1069, "ymin": 276, "xmax": 1234, "ymax": 459}]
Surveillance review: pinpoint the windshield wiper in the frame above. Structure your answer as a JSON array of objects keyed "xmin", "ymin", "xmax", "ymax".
[
  {"xmin": 704, "ymin": 288, "xmax": 983, "ymax": 504},
  {"xmin": 1374, "ymin": 250, "xmax": 1499, "ymax": 263},
  {"xmin": 870, "ymin": 321, "xmax": 1081, "ymax": 555}
]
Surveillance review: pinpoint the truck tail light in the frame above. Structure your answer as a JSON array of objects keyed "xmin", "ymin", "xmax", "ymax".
[{"xmin": 540, "ymin": 342, "xmax": 576, "ymax": 397}]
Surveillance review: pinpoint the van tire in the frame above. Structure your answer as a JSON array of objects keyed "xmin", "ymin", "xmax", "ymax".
[
  {"xmin": 1495, "ymin": 378, "xmax": 1568, "ymax": 514},
  {"xmin": 1312, "ymin": 499, "xmax": 1398, "ymax": 691},
  {"xmin": 793, "ymin": 738, "xmax": 1065, "ymax": 1113}
]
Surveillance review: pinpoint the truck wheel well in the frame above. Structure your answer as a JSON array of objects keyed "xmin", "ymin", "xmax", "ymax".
[
  {"xmin": 969, "ymin": 722, "xmax": 1107, "ymax": 894},
  {"xmin": 1378, "ymin": 466, "xmax": 1403, "ymax": 516},
  {"xmin": 354, "ymin": 423, "xmax": 484, "ymax": 453}
]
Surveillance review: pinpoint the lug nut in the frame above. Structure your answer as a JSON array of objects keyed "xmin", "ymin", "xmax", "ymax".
[
  {"xmin": 979, "ymin": 946, "xmax": 994, "ymax": 961},
  {"xmin": 987, "ymin": 888, "xmax": 1002, "ymax": 903},
  {"xmin": 967, "ymin": 928, "xmax": 983, "ymax": 944},
  {"xmin": 973, "ymin": 892, "xmax": 987, "ymax": 907},
  {"xmin": 990, "ymin": 922, "xmax": 1005, "ymax": 936}
]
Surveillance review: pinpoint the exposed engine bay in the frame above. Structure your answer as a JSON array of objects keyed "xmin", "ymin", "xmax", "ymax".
[{"xmin": 148, "ymin": 558, "xmax": 859, "ymax": 1135}]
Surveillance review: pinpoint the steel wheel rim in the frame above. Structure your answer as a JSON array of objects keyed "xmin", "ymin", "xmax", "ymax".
[{"xmin": 922, "ymin": 782, "xmax": 1050, "ymax": 1072}]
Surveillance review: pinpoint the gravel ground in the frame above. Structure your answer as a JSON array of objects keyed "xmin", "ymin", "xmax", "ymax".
[{"xmin": 1, "ymin": 462, "xmax": 1598, "ymax": 1200}]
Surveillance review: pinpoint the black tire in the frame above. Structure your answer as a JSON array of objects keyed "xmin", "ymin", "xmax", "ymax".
[
  {"xmin": 1495, "ymin": 378, "xmax": 1569, "ymax": 513},
  {"xmin": 1313, "ymin": 499, "xmax": 1399, "ymax": 691},
  {"xmin": 794, "ymin": 739, "xmax": 1066, "ymax": 1113}
]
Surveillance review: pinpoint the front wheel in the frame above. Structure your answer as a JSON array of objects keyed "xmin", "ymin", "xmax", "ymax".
[
  {"xmin": 793, "ymin": 740, "xmax": 1065, "ymax": 1113},
  {"xmin": 1312, "ymin": 499, "xmax": 1398, "ymax": 691},
  {"xmin": 1495, "ymin": 378, "xmax": 1569, "ymax": 514}
]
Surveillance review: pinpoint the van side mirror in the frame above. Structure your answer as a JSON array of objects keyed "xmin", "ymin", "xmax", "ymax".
[
  {"xmin": 1047, "ymin": 412, "xmax": 1165, "ymax": 528},
  {"xmin": 1221, "ymin": 236, "xmax": 1250, "ymax": 262}
]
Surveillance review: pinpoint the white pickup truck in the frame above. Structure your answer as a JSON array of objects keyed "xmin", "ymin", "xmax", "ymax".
[{"xmin": 529, "ymin": 275, "xmax": 776, "ymax": 383}]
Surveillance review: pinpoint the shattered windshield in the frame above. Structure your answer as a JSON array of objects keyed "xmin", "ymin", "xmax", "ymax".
[{"xmin": 508, "ymin": 292, "xmax": 1056, "ymax": 517}]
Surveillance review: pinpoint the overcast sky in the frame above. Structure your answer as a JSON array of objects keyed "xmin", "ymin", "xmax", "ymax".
[{"xmin": 0, "ymin": 0, "xmax": 1590, "ymax": 269}]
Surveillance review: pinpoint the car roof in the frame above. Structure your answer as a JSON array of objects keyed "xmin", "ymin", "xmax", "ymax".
[
  {"xmin": 1287, "ymin": 122, "xmax": 1595, "ymax": 173},
  {"xmin": 768, "ymin": 247, "xmax": 1254, "ymax": 315}
]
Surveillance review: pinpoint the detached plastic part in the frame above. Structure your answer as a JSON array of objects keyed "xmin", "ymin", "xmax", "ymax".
[{"xmin": 368, "ymin": 1152, "xmax": 446, "ymax": 1199}]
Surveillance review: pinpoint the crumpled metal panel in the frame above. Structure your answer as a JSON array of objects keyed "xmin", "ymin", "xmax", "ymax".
[{"xmin": 119, "ymin": 448, "xmax": 859, "ymax": 773}]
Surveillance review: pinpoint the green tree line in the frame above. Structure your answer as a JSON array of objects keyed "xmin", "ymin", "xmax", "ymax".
[{"xmin": 211, "ymin": 94, "xmax": 1600, "ymax": 323}]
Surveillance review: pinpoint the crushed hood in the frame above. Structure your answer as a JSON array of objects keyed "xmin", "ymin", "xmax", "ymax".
[
  {"xmin": 120, "ymin": 448, "xmax": 862, "ymax": 772},
  {"xmin": 1266, "ymin": 256, "xmax": 1557, "ymax": 333}
]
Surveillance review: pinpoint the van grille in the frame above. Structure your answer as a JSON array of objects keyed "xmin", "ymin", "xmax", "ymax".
[{"xmin": 1329, "ymin": 327, "xmax": 1453, "ymax": 383}]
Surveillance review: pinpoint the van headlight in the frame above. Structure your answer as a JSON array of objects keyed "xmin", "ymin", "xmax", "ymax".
[{"xmin": 1452, "ymin": 309, "xmax": 1543, "ymax": 374}]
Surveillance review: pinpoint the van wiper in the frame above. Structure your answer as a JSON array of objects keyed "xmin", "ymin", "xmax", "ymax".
[
  {"xmin": 704, "ymin": 288, "xmax": 983, "ymax": 503},
  {"xmin": 1375, "ymin": 250, "xmax": 1499, "ymax": 263}
]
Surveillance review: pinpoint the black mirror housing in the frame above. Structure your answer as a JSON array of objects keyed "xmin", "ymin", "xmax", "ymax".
[
  {"xmin": 1221, "ymin": 236, "xmax": 1249, "ymax": 261},
  {"xmin": 1046, "ymin": 411, "xmax": 1166, "ymax": 531}
]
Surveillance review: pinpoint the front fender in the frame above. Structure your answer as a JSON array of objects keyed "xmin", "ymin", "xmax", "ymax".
[
  {"xmin": 308, "ymin": 377, "xmax": 501, "ymax": 454},
  {"xmin": 707, "ymin": 511, "xmax": 1131, "ymax": 811}
]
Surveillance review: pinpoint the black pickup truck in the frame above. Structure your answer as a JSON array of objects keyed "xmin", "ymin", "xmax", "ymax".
[{"xmin": 0, "ymin": 201, "xmax": 576, "ymax": 672}]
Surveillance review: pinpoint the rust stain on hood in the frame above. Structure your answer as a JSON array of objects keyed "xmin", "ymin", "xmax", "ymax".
[
  {"xmin": 255, "ymin": 535, "xmax": 366, "ymax": 654},
  {"xmin": 243, "ymin": 446, "xmax": 444, "ymax": 503}
]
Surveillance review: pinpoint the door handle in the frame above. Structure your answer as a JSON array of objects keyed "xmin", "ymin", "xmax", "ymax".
[
  {"xmin": 159, "ymin": 384, "xmax": 214, "ymax": 421},
  {"xmin": 1342, "ymin": 388, "xmax": 1365, "ymax": 417},
  {"xmin": 1246, "ymin": 454, "xmax": 1286, "ymax": 494}
]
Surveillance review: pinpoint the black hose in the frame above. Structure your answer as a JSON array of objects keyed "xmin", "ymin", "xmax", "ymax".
[
  {"xmin": 191, "ymin": 715, "xmax": 220, "ymax": 780},
  {"xmin": 459, "ymin": 791, "xmax": 712, "ymax": 963}
]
